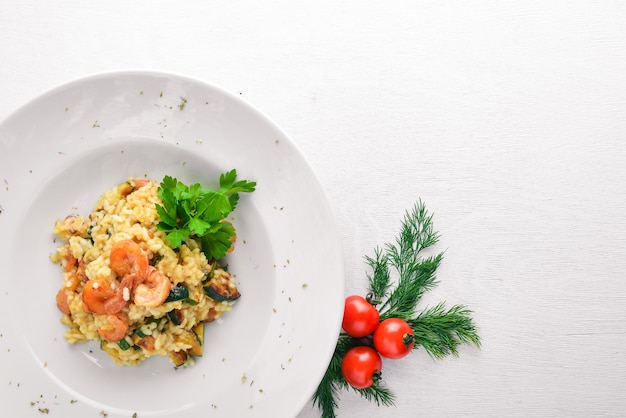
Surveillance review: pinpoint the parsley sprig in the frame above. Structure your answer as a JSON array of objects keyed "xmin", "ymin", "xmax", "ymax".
[
  {"xmin": 155, "ymin": 170, "xmax": 256, "ymax": 260},
  {"xmin": 312, "ymin": 200, "xmax": 481, "ymax": 418}
]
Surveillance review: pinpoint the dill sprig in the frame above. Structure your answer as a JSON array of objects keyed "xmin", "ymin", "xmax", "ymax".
[
  {"xmin": 369, "ymin": 201, "xmax": 441, "ymax": 320},
  {"xmin": 312, "ymin": 200, "xmax": 481, "ymax": 418},
  {"xmin": 409, "ymin": 302, "xmax": 481, "ymax": 359}
]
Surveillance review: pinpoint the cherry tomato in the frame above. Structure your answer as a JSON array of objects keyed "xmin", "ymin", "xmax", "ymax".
[
  {"xmin": 341, "ymin": 346, "xmax": 382, "ymax": 389},
  {"xmin": 342, "ymin": 295, "xmax": 380, "ymax": 337},
  {"xmin": 373, "ymin": 318, "xmax": 415, "ymax": 359}
]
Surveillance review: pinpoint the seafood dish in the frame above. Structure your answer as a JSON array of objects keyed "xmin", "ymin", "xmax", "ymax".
[{"xmin": 51, "ymin": 178, "xmax": 242, "ymax": 367}]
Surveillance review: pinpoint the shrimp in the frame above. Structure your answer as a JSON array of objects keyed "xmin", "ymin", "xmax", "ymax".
[
  {"xmin": 133, "ymin": 266, "xmax": 171, "ymax": 308},
  {"xmin": 98, "ymin": 313, "xmax": 129, "ymax": 342},
  {"xmin": 118, "ymin": 274, "xmax": 138, "ymax": 302},
  {"xmin": 131, "ymin": 178, "xmax": 150, "ymax": 188},
  {"xmin": 76, "ymin": 259, "xmax": 89, "ymax": 283},
  {"xmin": 62, "ymin": 250, "xmax": 78, "ymax": 272},
  {"xmin": 134, "ymin": 335, "xmax": 156, "ymax": 351},
  {"xmin": 120, "ymin": 178, "xmax": 151, "ymax": 196},
  {"xmin": 82, "ymin": 278, "xmax": 127, "ymax": 314},
  {"xmin": 56, "ymin": 288, "xmax": 71, "ymax": 315},
  {"xmin": 109, "ymin": 240, "xmax": 149, "ymax": 278}
]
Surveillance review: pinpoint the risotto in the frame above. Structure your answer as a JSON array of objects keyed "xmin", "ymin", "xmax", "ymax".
[{"xmin": 50, "ymin": 178, "xmax": 242, "ymax": 367}]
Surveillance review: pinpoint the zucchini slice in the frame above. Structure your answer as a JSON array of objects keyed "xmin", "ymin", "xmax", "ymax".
[
  {"xmin": 191, "ymin": 323, "xmax": 204, "ymax": 357},
  {"xmin": 202, "ymin": 268, "xmax": 241, "ymax": 302},
  {"xmin": 167, "ymin": 309, "xmax": 184, "ymax": 326},
  {"xmin": 203, "ymin": 282, "xmax": 241, "ymax": 302},
  {"xmin": 164, "ymin": 285, "xmax": 190, "ymax": 303},
  {"xmin": 117, "ymin": 338, "xmax": 131, "ymax": 351},
  {"xmin": 132, "ymin": 334, "xmax": 156, "ymax": 351},
  {"xmin": 174, "ymin": 330, "xmax": 202, "ymax": 357},
  {"xmin": 134, "ymin": 328, "xmax": 148, "ymax": 338},
  {"xmin": 169, "ymin": 350, "xmax": 187, "ymax": 367}
]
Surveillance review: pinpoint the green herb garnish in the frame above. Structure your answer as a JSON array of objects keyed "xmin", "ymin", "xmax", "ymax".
[
  {"xmin": 155, "ymin": 170, "xmax": 256, "ymax": 260},
  {"xmin": 312, "ymin": 200, "xmax": 481, "ymax": 418}
]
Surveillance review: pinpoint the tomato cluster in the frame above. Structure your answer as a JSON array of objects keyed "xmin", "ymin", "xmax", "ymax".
[{"xmin": 340, "ymin": 295, "xmax": 415, "ymax": 389}]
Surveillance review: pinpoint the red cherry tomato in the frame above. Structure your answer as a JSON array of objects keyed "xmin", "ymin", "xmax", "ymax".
[
  {"xmin": 342, "ymin": 295, "xmax": 380, "ymax": 337},
  {"xmin": 341, "ymin": 346, "xmax": 382, "ymax": 389},
  {"xmin": 373, "ymin": 318, "xmax": 415, "ymax": 359}
]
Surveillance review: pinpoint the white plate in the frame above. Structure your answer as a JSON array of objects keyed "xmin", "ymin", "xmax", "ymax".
[{"xmin": 0, "ymin": 71, "xmax": 344, "ymax": 417}]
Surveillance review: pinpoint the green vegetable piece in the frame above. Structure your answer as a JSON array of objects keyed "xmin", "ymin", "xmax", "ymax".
[
  {"xmin": 154, "ymin": 170, "xmax": 256, "ymax": 261},
  {"xmin": 164, "ymin": 285, "xmax": 190, "ymax": 303},
  {"xmin": 167, "ymin": 309, "xmax": 183, "ymax": 326},
  {"xmin": 203, "ymin": 282, "xmax": 241, "ymax": 302},
  {"xmin": 165, "ymin": 228, "xmax": 190, "ymax": 248},
  {"xmin": 117, "ymin": 338, "xmax": 131, "ymax": 351},
  {"xmin": 191, "ymin": 323, "xmax": 204, "ymax": 356},
  {"xmin": 202, "ymin": 270, "xmax": 214, "ymax": 283}
]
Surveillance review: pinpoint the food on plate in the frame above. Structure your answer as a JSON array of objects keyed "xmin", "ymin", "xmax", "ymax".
[{"xmin": 50, "ymin": 171, "xmax": 255, "ymax": 367}]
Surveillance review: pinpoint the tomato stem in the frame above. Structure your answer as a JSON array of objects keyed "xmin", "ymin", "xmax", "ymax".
[
  {"xmin": 366, "ymin": 292, "xmax": 382, "ymax": 306},
  {"xmin": 372, "ymin": 370, "xmax": 382, "ymax": 387},
  {"xmin": 403, "ymin": 333, "xmax": 415, "ymax": 349}
]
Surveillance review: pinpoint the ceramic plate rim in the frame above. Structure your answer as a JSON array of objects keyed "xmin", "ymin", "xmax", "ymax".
[{"xmin": 0, "ymin": 70, "xmax": 344, "ymax": 417}]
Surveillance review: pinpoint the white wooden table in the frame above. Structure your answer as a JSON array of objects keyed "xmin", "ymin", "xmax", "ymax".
[{"xmin": 2, "ymin": 1, "xmax": 625, "ymax": 417}]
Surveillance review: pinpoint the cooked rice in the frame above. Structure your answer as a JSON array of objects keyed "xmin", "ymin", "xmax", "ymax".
[{"xmin": 51, "ymin": 178, "xmax": 239, "ymax": 367}]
